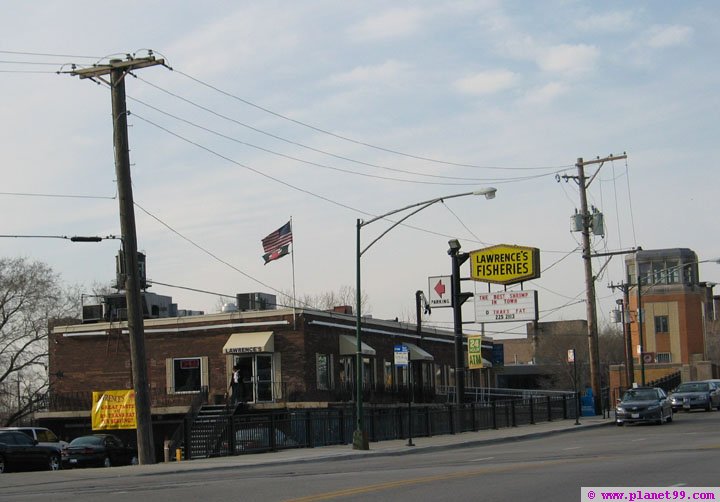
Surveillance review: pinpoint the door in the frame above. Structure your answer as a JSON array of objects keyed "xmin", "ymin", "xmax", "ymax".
[
  {"xmin": 234, "ymin": 355, "xmax": 274, "ymax": 403},
  {"xmin": 256, "ymin": 355, "xmax": 273, "ymax": 402}
]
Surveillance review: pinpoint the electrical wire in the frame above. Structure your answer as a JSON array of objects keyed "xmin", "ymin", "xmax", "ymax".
[
  {"xmin": 160, "ymin": 70, "xmax": 576, "ymax": 172},
  {"xmin": 127, "ymin": 105, "xmax": 518, "ymax": 187},
  {"xmin": 132, "ymin": 77, "xmax": 568, "ymax": 184},
  {"xmin": 127, "ymin": 111, "xmax": 507, "ymax": 245}
]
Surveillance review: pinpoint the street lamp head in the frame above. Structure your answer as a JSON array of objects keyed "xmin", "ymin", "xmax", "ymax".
[
  {"xmin": 448, "ymin": 239, "xmax": 461, "ymax": 255},
  {"xmin": 473, "ymin": 187, "xmax": 497, "ymax": 200}
]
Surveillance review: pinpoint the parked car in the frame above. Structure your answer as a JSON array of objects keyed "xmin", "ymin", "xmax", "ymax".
[
  {"xmin": 668, "ymin": 381, "xmax": 720, "ymax": 412},
  {"xmin": 615, "ymin": 387, "xmax": 673, "ymax": 426},
  {"xmin": 0, "ymin": 430, "xmax": 63, "ymax": 473},
  {"xmin": 0, "ymin": 426, "xmax": 69, "ymax": 450},
  {"xmin": 231, "ymin": 427, "xmax": 298, "ymax": 452},
  {"xmin": 66, "ymin": 434, "xmax": 138, "ymax": 468}
]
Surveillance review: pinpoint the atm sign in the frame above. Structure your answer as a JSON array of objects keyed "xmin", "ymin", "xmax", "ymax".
[{"xmin": 469, "ymin": 244, "xmax": 540, "ymax": 285}]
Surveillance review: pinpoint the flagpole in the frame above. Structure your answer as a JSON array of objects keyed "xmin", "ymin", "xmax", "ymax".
[{"xmin": 290, "ymin": 216, "xmax": 297, "ymax": 330}]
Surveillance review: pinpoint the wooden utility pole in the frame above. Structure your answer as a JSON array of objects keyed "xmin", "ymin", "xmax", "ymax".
[
  {"xmin": 561, "ymin": 154, "xmax": 627, "ymax": 414},
  {"xmin": 71, "ymin": 56, "xmax": 164, "ymax": 464}
]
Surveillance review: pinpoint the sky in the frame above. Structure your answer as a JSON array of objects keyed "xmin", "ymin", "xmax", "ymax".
[{"xmin": 1, "ymin": 1, "xmax": 719, "ymax": 340}]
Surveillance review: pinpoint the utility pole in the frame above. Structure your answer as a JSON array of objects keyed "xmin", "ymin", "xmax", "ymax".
[
  {"xmin": 560, "ymin": 154, "xmax": 627, "ymax": 414},
  {"xmin": 609, "ymin": 281, "xmax": 635, "ymax": 387},
  {"xmin": 71, "ymin": 56, "xmax": 164, "ymax": 464}
]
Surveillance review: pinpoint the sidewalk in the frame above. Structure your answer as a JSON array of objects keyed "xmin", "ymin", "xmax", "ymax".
[
  {"xmin": 0, "ymin": 415, "xmax": 614, "ymax": 488},
  {"xmin": 148, "ymin": 414, "xmax": 614, "ymax": 474}
]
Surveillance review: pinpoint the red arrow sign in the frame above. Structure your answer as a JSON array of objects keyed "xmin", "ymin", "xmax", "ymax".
[{"xmin": 434, "ymin": 279, "xmax": 446, "ymax": 298}]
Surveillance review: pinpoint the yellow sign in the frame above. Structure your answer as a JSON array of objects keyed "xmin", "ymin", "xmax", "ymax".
[
  {"xmin": 92, "ymin": 390, "xmax": 137, "ymax": 430},
  {"xmin": 469, "ymin": 244, "xmax": 540, "ymax": 285},
  {"xmin": 468, "ymin": 335, "xmax": 483, "ymax": 370}
]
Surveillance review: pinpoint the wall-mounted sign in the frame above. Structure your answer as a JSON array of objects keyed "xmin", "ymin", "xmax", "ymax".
[
  {"xmin": 469, "ymin": 244, "xmax": 540, "ymax": 285},
  {"xmin": 474, "ymin": 290, "xmax": 538, "ymax": 323},
  {"xmin": 91, "ymin": 390, "xmax": 137, "ymax": 430},
  {"xmin": 427, "ymin": 276, "xmax": 452, "ymax": 308}
]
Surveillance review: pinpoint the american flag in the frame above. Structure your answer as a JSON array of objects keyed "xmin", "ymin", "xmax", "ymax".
[{"xmin": 262, "ymin": 221, "xmax": 293, "ymax": 253}]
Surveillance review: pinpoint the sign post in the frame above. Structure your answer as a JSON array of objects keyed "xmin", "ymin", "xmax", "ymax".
[{"xmin": 394, "ymin": 345, "xmax": 413, "ymax": 446}]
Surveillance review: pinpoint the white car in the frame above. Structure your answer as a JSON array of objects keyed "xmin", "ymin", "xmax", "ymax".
[{"xmin": 0, "ymin": 427, "xmax": 69, "ymax": 463}]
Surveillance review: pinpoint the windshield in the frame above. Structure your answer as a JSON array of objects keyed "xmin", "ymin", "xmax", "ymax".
[
  {"xmin": 675, "ymin": 382, "xmax": 709, "ymax": 393},
  {"xmin": 622, "ymin": 389, "xmax": 657, "ymax": 401},
  {"xmin": 70, "ymin": 436, "xmax": 103, "ymax": 446}
]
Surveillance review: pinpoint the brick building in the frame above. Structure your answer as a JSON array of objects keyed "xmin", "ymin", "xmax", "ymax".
[
  {"xmin": 40, "ymin": 300, "xmax": 494, "ymax": 447},
  {"xmin": 608, "ymin": 248, "xmax": 719, "ymax": 391}
]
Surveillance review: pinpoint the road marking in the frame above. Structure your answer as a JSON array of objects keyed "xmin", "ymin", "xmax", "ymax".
[
  {"xmin": 630, "ymin": 438, "xmax": 647, "ymax": 442},
  {"xmin": 285, "ymin": 459, "xmax": 579, "ymax": 501},
  {"xmin": 562, "ymin": 446, "xmax": 581, "ymax": 450},
  {"xmin": 469, "ymin": 456, "xmax": 495, "ymax": 462}
]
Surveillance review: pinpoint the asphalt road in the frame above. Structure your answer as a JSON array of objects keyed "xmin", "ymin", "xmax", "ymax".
[{"xmin": 2, "ymin": 411, "xmax": 718, "ymax": 502}]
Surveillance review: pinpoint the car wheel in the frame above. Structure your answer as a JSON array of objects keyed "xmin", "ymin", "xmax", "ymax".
[
  {"xmin": 706, "ymin": 401, "xmax": 713, "ymax": 412},
  {"xmin": 103, "ymin": 456, "xmax": 112, "ymax": 468},
  {"xmin": 48, "ymin": 454, "xmax": 61, "ymax": 471},
  {"xmin": 666, "ymin": 412, "xmax": 673, "ymax": 423},
  {"xmin": 656, "ymin": 411, "xmax": 664, "ymax": 425},
  {"xmin": 0, "ymin": 454, "xmax": 5, "ymax": 474}
]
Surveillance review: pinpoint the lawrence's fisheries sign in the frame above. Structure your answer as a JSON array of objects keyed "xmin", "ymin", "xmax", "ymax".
[{"xmin": 469, "ymin": 244, "xmax": 540, "ymax": 285}]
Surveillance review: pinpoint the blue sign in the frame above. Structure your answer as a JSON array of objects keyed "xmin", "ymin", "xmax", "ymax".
[{"xmin": 394, "ymin": 344, "xmax": 409, "ymax": 367}]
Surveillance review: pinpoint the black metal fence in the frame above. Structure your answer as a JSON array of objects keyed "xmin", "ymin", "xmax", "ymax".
[{"xmin": 181, "ymin": 392, "xmax": 578, "ymax": 460}]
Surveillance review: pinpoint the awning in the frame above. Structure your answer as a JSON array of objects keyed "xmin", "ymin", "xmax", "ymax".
[
  {"xmin": 405, "ymin": 342, "xmax": 434, "ymax": 361},
  {"xmin": 339, "ymin": 334, "xmax": 376, "ymax": 356},
  {"xmin": 223, "ymin": 331, "xmax": 274, "ymax": 354}
]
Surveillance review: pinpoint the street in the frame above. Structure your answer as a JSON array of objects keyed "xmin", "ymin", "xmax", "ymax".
[{"xmin": 2, "ymin": 412, "xmax": 718, "ymax": 502}]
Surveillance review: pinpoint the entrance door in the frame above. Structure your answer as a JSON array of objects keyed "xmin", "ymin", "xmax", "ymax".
[
  {"xmin": 234, "ymin": 355, "xmax": 274, "ymax": 403},
  {"xmin": 256, "ymin": 355, "xmax": 273, "ymax": 402}
]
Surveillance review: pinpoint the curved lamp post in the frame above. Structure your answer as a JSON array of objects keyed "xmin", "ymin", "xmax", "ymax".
[{"xmin": 353, "ymin": 188, "xmax": 497, "ymax": 450}]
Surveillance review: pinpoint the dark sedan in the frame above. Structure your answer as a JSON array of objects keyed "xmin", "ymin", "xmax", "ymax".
[
  {"xmin": 0, "ymin": 430, "xmax": 63, "ymax": 473},
  {"xmin": 668, "ymin": 381, "xmax": 720, "ymax": 412},
  {"xmin": 66, "ymin": 434, "xmax": 138, "ymax": 468},
  {"xmin": 615, "ymin": 387, "xmax": 673, "ymax": 426}
]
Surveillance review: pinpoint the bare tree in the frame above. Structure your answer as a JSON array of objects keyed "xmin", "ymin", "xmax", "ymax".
[
  {"xmin": 0, "ymin": 257, "xmax": 78, "ymax": 425},
  {"xmin": 278, "ymin": 285, "xmax": 370, "ymax": 314}
]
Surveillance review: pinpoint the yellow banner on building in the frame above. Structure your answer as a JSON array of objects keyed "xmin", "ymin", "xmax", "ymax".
[
  {"xmin": 468, "ymin": 335, "xmax": 484, "ymax": 370},
  {"xmin": 92, "ymin": 390, "xmax": 137, "ymax": 430}
]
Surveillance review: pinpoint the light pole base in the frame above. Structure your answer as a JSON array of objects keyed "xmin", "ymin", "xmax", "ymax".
[{"xmin": 352, "ymin": 429, "xmax": 369, "ymax": 450}]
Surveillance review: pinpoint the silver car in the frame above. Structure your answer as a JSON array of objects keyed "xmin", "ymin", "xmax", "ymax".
[{"xmin": 668, "ymin": 381, "xmax": 720, "ymax": 412}]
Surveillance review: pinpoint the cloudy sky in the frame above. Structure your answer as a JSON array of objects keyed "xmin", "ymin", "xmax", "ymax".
[{"xmin": 1, "ymin": 1, "xmax": 718, "ymax": 339}]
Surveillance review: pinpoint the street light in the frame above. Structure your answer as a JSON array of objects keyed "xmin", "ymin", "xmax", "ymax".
[{"xmin": 353, "ymin": 188, "xmax": 497, "ymax": 450}]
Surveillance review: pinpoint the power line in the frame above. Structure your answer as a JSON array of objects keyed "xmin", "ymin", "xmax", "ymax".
[
  {"xmin": 127, "ymin": 112, "xmax": 505, "ymax": 245},
  {"xmin": 0, "ymin": 191, "xmax": 115, "ymax": 200},
  {"xmin": 127, "ymin": 108, "xmax": 495, "ymax": 187},
  {"xmin": 164, "ymin": 70, "xmax": 575, "ymax": 172},
  {"xmin": 133, "ymin": 77, "xmax": 567, "ymax": 184}
]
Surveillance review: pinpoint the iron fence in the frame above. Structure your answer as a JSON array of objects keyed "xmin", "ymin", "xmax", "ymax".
[{"xmin": 181, "ymin": 392, "xmax": 579, "ymax": 459}]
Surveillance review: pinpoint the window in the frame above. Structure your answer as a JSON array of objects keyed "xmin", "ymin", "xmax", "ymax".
[
  {"xmin": 654, "ymin": 315, "xmax": 669, "ymax": 334},
  {"xmin": 656, "ymin": 352, "xmax": 671, "ymax": 363},
  {"xmin": 316, "ymin": 353, "xmax": 333, "ymax": 390},
  {"xmin": 383, "ymin": 360, "xmax": 393, "ymax": 389},
  {"xmin": 666, "ymin": 260, "xmax": 679, "ymax": 284},
  {"xmin": 168, "ymin": 357, "xmax": 206, "ymax": 393}
]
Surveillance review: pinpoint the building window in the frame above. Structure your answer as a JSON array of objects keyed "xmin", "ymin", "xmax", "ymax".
[
  {"xmin": 383, "ymin": 360, "xmax": 393, "ymax": 390},
  {"xmin": 316, "ymin": 353, "xmax": 333, "ymax": 390},
  {"xmin": 654, "ymin": 315, "xmax": 669, "ymax": 334},
  {"xmin": 656, "ymin": 352, "xmax": 671, "ymax": 363},
  {"xmin": 666, "ymin": 260, "xmax": 679, "ymax": 284},
  {"xmin": 172, "ymin": 357, "xmax": 202, "ymax": 393}
]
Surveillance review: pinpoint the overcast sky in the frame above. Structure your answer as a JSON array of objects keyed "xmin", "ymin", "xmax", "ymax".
[{"xmin": 2, "ymin": 1, "xmax": 718, "ymax": 339}]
